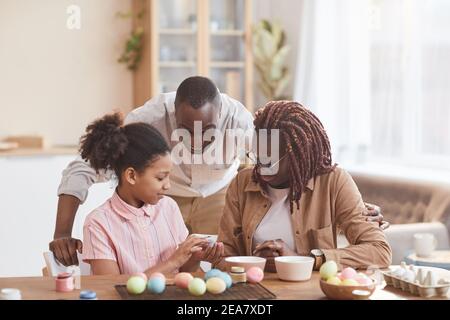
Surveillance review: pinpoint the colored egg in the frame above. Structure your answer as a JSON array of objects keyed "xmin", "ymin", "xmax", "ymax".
[
  {"xmin": 188, "ymin": 278, "xmax": 206, "ymax": 296},
  {"xmin": 341, "ymin": 279, "xmax": 359, "ymax": 286},
  {"xmin": 326, "ymin": 276, "xmax": 342, "ymax": 285},
  {"xmin": 341, "ymin": 267, "xmax": 357, "ymax": 280},
  {"xmin": 246, "ymin": 267, "xmax": 264, "ymax": 283},
  {"xmin": 174, "ymin": 272, "xmax": 194, "ymax": 289},
  {"xmin": 133, "ymin": 273, "xmax": 148, "ymax": 282},
  {"xmin": 126, "ymin": 276, "xmax": 146, "ymax": 295},
  {"xmin": 218, "ymin": 272, "xmax": 233, "ymax": 288},
  {"xmin": 356, "ymin": 277, "xmax": 373, "ymax": 286},
  {"xmin": 204, "ymin": 269, "xmax": 223, "ymax": 281},
  {"xmin": 147, "ymin": 277, "xmax": 166, "ymax": 294},
  {"xmin": 319, "ymin": 261, "xmax": 338, "ymax": 280},
  {"xmin": 206, "ymin": 277, "xmax": 226, "ymax": 294},
  {"xmin": 149, "ymin": 272, "xmax": 166, "ymax": 282}
]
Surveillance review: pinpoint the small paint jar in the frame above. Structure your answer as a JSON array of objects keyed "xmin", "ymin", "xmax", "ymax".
[
  {"xmin": 80, "ymin": 290, "xmax": 97, "ymax": 300},
  {"xmin": 230, "ymin": 266, "xmax": 247, "ymax": 284},
  {"xmin": 55, "ymin": 272, "xmax": 74, "ymax": 292},
  {"xmin": 0, "ymin": 288, "xmax": 22, "ymax": 300}
]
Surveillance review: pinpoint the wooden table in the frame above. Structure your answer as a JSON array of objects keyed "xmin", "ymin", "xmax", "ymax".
[{"xmin": 0, "ymin": 272, "xmax": 448, "ymax": 300}]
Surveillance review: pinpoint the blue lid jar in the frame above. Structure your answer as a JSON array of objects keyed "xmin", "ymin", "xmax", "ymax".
[{"xmin": 79, "ymin": 290, "xmax": 97, "ymax": 300}]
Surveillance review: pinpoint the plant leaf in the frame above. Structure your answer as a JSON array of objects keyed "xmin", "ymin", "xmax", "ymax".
[{"xmin": 274, "ymin": 72, "xmax": 291, "ymax": 98}]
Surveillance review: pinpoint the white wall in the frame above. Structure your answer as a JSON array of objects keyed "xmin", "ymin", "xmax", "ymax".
[
  {"xmin": 0, "ymin": 0, "xmax": 134, "ymax": 145},
  {"xmin": 0, "ymin": 155, "xmax": 115, "ymax": 277},
  {"xmin": 253, "ymin": 0, "xmax": 303, "ymax": 107}
]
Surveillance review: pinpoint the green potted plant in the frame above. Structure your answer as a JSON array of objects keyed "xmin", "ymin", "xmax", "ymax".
[
  {"xmin": 117, "ymin": 6, "xmax": 145, "ymax": 71},
  {"xmin": 253, "ymin": 20, "xmax": 291, "ymax": 101}
]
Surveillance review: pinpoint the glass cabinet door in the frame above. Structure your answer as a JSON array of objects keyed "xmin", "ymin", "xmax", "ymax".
[
  {"xmin": 158, "ymin": 0, "xmax": 198, "ymax": 92},
  {"xmin": 208, "ymin": 0, "xmax": 247, "ymax": 103}
]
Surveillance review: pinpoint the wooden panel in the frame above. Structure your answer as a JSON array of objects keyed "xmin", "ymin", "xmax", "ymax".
[
  {"xmin": 132, "ymin": 0, "xmax": 152, "ymax": 107},
  {"xmin": 0, "ymin": 147, "xmax": 78, "ymax": 157},
  {"xmin": 149, "ymin": 0, "xmax": 160, "ymax": 97},
  {"xmin": 244, "ymin": 0, "xmax": 254, "ymax": 111},
  {"xmin": 197, "ymin": 0, "xmax": 210, "ymax": 76}
]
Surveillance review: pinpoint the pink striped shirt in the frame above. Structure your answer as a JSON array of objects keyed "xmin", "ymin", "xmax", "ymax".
[{"xmin": 82, "ymin": 192, "xmax": 188, "ymax": 275}]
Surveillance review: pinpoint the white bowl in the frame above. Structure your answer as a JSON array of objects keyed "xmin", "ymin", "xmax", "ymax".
[
  {"xmin": 275, "ymin": 256, "xmax": 314, "ymax": 281},
  {"xmin": 224, "ymin": 256, "xmax": 267, "ymax": 271}
]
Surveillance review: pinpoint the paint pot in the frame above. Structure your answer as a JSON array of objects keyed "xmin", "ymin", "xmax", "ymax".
[
  {"xmin": 80, "ymin": 290, "xmax": 97, "ymax": 300},
  {"xmin": 55, "ymin": 272, "xmax": 75, "ymax": 292},
  {"xmin": 0, "ymin": 288, "xmax": 22, "ymax": 300}
]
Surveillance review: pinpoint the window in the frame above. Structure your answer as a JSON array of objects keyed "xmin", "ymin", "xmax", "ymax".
[
  {"xmin": 294, "ymin": 0, "xmax": 450, "ymax": 172},
  {"xmin": 369, "ymin": 0, "xmax": 450, "ymax": 169}
]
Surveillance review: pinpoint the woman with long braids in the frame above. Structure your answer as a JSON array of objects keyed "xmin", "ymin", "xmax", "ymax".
[{"xmin": 216, "ymin": 101, "xmax": 392, "ymax": 271}]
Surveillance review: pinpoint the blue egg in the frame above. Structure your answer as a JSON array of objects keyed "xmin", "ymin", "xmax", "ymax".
[
  {"xmin": 219, "ymin": 272, "xmax": 233, "ymax": 289},
  {"xmin": 204, "ymin": 269, "xmax": 223, "ymax": 281},
  {"xmin": 147, "ymin": 277, "xmax": 166, "ymax": 294}
]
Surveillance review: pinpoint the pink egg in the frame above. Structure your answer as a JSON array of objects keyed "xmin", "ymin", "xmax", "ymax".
[
  {"xmin": 341, "ymin": 267, "xmax": 357, "ymax": 280},
  {"xmin": 133, "ymin": 273, "xmax": 148, "ymax": 282},
  {"xmin": 356, "ymin": 276, "xmax": 373, "ymax": 286},
  {"xmin": 174, "ymin": 272, "xmax": 194, "ymax": 289},
  {"xmin": 246, "ymin": 267, "xmax": 264, "ymax": 284},
  {"xmin": 150, "ymin": 272, "xmax": 166, "ymax": 282}
]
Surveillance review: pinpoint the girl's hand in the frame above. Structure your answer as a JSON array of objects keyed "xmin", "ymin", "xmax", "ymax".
[
  {"xmin": 192, "ymin": 242, "xmax": 224, "ymax": 265},
  {"xmin": 170, "ymin": 236, "xmax": 208, "ymax": 269}
]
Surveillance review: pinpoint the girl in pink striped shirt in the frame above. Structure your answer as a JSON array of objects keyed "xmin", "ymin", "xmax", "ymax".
[{"xmin": 79, "ymin": 113, "xmax": 223, "ymax": 276}]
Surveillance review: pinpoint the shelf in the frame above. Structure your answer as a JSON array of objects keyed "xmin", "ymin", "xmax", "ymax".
[
  {"xmin": 159, "ymin": 28, "xmax": 196, "ymax": 35},
  {"xmin": 159, "ymin": 61, "xmax": 196, "ymax": 68},
  {"xmin": 211, "ymin": 30, "xmax": 245, "ymax": 36},
  {"xmin": 0, "ymin": 146, "xmax": 78, "ymax": 158},
  {"xmin": 210, "ymin": 61, "xmax": 245, "ymax": 68}
]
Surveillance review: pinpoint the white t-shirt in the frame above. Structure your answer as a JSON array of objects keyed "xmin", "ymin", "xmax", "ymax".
[{"xmin": 253, "ymin": 185, "xmax": 297, "ymax": 251}]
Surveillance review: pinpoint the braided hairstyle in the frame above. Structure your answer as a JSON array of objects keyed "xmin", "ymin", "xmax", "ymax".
[
  {"xmin": 252, "ymin": 101, "xmax": 336, "ymax": 213},
  {"xmin": 79, "ymin": 112, "xmax": 170, "ymax": 183}
]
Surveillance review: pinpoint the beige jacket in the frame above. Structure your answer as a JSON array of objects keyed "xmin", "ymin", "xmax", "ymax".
[{"xmin": 216, "ymin": 167, "xmax": 392, "ymax": 270}]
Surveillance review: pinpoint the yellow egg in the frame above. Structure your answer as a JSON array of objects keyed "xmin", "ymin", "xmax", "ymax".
[
  {"xmin": 341, "ymin": 279, "xmax": 359, "ymax": 286},
  {"xmin": 206, "ymin": 277, "xmax": 226, "ymax": 294},
  {"xmin": 319, "ymin": 261, "xmax": 338, "ymax": 280},
  {"xmin": 188, "ymin": 278, "xmax": 206, "ymax": 296},
  {"xmin": 326, "ymin": 276, "xmax": 342, "ymax": 285}
]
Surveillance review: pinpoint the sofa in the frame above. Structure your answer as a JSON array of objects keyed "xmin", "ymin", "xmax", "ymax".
[{"xmin": 340, "ymin": 172, "xmax": 450, "ymax": 264}]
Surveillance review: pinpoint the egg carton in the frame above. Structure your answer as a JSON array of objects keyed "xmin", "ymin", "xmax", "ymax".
[{"xmin": 382, "ymin": 262, "xmax": 450, "ymax": 298}]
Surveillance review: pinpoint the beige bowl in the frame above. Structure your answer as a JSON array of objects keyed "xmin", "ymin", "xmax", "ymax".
[
  {"xmin": 320, "ymin": 279, "xmax": 376, "ymax": 300},
  {"xmin": 275, "ymin": 256, "xmax": 314, "ymax": 281},
  {"xmin": 224, "ymin": 256, "xmax": 266, "ymax": 271}
]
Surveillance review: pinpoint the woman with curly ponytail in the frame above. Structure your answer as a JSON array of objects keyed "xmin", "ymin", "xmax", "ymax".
[{"xmin": 80, "ymin": 112, "xmax": 223, "ymax": 276}]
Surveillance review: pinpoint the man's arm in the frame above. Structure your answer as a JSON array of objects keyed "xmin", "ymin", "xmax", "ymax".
[
  {"xmin": 49, "ymin": 195, "xmax": 82, "ymax": 266},
  {"xmin": 50, "ymin": 156, "xmax": 113, "ymax": 266}
]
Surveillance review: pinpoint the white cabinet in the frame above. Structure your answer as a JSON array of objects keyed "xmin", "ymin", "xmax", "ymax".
[{"xmin": 0, "ymin": 154, "xmax": 114, "ymax": 277}]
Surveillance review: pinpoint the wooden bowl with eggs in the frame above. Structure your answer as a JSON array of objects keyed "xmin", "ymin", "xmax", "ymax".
[{"xmin": 320, "ymin": 279, "xmax": 376, "ymax": 300}]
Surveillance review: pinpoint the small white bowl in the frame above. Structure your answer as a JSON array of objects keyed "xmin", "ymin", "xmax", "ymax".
[
  {"xmin": 224, "ymin": 256, "xmax": 267, "ymax": 271},
  {"xmin": 275, "ymin": 256, "xmax": 314, "ymax": 281}
]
